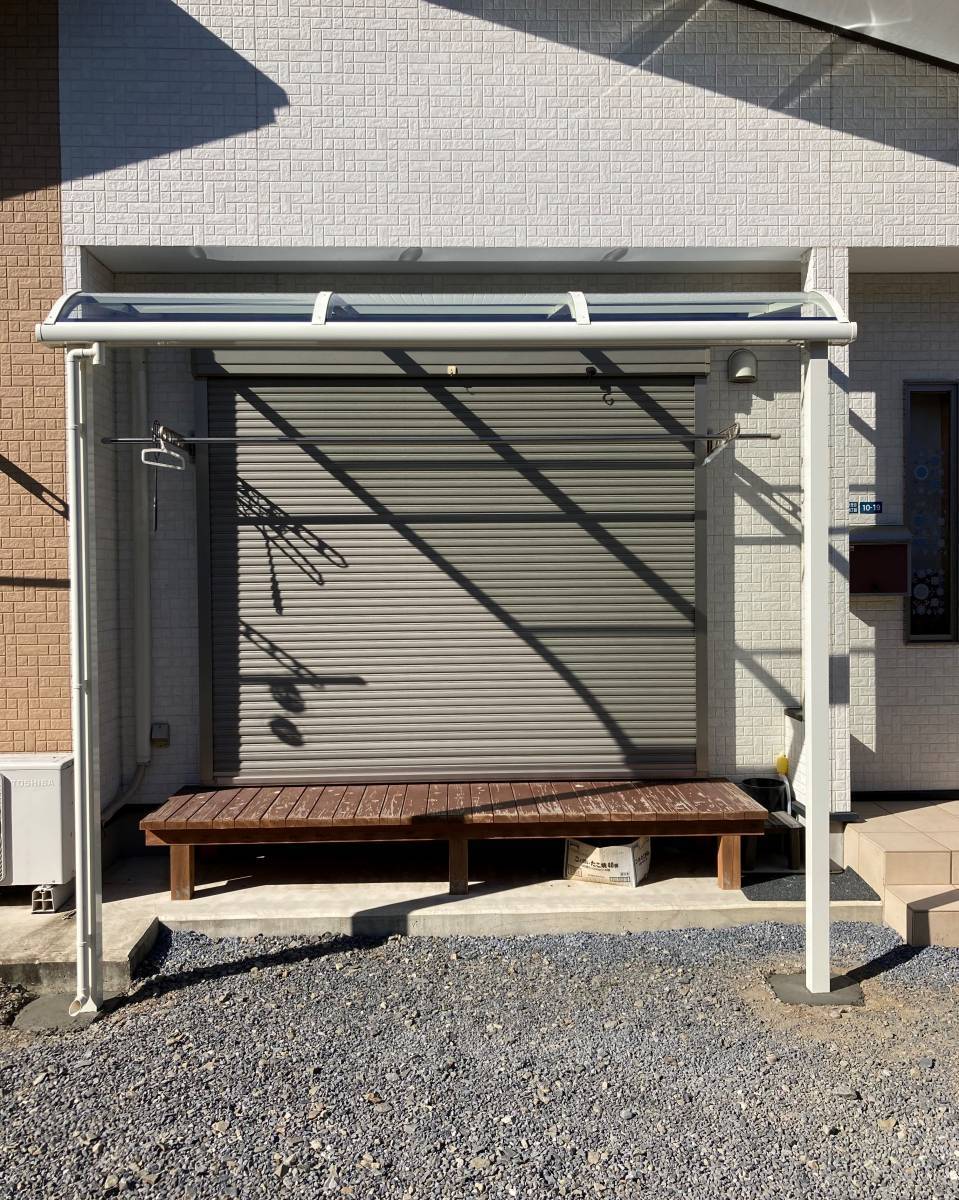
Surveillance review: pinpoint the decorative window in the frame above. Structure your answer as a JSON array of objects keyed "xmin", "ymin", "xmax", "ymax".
[{"xmin": 906, "ymin": 385, "xmax": 957, "ymax": 641}]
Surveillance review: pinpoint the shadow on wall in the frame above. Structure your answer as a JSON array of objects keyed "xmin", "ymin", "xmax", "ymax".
[
  {"xmin": 2, "ymin": 0, "xmax": 288, "ymax": 201},
  {"xmin": 426, "ymin": 0, "xmax": 959, "ymax": 169}
]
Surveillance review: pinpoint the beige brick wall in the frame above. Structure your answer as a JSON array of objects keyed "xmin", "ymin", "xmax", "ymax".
[{"xmin": 0, "ymin": 3, "xmax": 69, "ymax": 752}]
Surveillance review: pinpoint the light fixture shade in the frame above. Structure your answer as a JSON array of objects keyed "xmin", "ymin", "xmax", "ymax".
[{"xmin": 727, "ymin": 348, "xmax": 758, "ymax": 384}]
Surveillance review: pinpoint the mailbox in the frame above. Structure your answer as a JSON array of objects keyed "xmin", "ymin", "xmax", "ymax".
[{"xmin": 849, "ymin": 526, "xmax": 911, "ymax": 597}]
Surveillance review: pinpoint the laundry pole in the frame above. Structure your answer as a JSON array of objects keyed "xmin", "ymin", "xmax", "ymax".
[
  {"xmin": 66, "ymin": 345, "xmax": 103, "ymax": 1016},
  {"xmin": 802, "ymin": 342, "xmax": 832, "ymax": 993}
]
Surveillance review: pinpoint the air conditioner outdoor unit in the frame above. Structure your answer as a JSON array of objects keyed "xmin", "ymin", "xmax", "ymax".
[{"xmin": 0, "ymin": 754, "xmax": 75, "ymax": 911}]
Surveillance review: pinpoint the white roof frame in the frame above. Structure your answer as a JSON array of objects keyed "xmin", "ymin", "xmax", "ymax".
[{"xmin": 37, "ymin": 289, "xmax": 856, "ymax": 348}]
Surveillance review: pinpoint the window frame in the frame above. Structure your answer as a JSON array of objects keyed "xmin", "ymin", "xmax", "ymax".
[{"xmin": 903, "ymin": 380, "xmax": 959, "ymax": 643}]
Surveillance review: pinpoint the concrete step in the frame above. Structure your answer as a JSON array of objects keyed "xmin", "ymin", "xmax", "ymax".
[
  {"xmin": 884, "ymin": 885, "xmax": 959, "ymax": 947},
  {"xmin": 846, "ymin": 800, "xmax": 959, "ymax": 946}
]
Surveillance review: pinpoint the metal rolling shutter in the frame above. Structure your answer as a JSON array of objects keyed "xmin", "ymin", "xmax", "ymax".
[{"xmin": 206, "ymin": 377, "xmax": 699, "ymax": 782}]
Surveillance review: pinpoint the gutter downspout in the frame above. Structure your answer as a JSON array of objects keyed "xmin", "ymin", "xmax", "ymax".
[
  {"xmin": 100, "ymin": 351, "xmax": 152, "ymax": 824},
  {"xmin": 66, "ymin": 345, "xmax": 103, "ymax": 1017}
]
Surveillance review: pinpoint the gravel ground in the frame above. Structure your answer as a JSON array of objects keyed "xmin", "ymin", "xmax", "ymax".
[
  {"xmin": 1, "ymin": 922, "xmax": 958, "ymax": 1199},
  {"xmin": 0, "ymin": 984, "xmax": 31, "ymax": 1029}
]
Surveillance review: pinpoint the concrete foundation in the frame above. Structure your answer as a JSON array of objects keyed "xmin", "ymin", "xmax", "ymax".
[{"xmin": 0, "ymin": 841, "xmax": 882, "ymax": 992}]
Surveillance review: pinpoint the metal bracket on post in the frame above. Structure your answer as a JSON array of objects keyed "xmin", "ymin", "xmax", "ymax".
[
  {"xmin": 140, "ymin": 421, "xmax": 192, "ymax": 471},
  {"xmin": 703, "ymin": 422, "xmax": 741, "ymax": 466}
]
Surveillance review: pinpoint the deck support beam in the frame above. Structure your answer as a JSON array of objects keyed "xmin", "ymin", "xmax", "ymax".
[
  {"xmin": 449, "ymin": 837, "xmax": 469, "ymax": 895},
  {"xmin": 717, "ymin": 835, "xmax": 742, "ymax": 890},
  {"xmin": 170, "ymin": 844, "xmax": 196, "ymax": 901}
]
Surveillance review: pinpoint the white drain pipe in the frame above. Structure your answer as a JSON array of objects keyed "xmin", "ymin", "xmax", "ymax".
[{"xmin": 66, "ymin": 345, "xmax": 103, "ymax": 1016}]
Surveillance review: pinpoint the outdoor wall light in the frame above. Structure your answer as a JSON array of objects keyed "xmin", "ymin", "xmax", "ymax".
[
  {"xmin": 727, "ymin": 348, "xmax": 758, "ymax": 384},
  {"xmin": 398, "ymin": 246, "xmax": 423, "ymax": 262}
]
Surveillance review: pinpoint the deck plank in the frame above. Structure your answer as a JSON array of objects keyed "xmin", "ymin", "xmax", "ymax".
[
  {"xmin": 210, "ymin": 787, "xmax": 262, "ymax": 828},
  {"xmin": 261, "ymin": 786, "xmax": 305, "ymax": 827},
  {"xmin": 489, "ymin": 782, "xmax": 519, "ymax": 822},
  {"xmin": 164, "ymin": 790, "xmax": 226, "ymax": 830},
  {"xmin": 150, "ymin": 790, "xmax": 202, "ymax": 828},
  {"xmin": 305, "ymin": 784, "xmax": 346, "ymax": 824},
  {"xmin": 289, "ymin": 785, "xmax": 326, "ymax": 822},
  {"xmin": 380, "ymin": 783, "xmax": 407, "ymax": 822},
  {"xmin": 447, "ymin": 782, "xmax": 471, "ymax": 822},
  {"xmin": 548, "ymin": 781, "xmax": 586, "ymax": 819},
  {"xmin": 510, "ymin": 782, "xmax": 540, "ymax": 821},
  {"xmin": 467, "ymin": 782, "xmax": 496, "ymax": 823},
  {"xmin": 402, "ymin": 783, "xmax": 430, "ymax": 822},
  {"xmin": 332, "ymin": 784, "xmax": 367, "ymax": 824},
  {"xmin": 234, "ymin": 786, "xmax": 284, "ymax": 828},
  {"xmin": 354, "ymin": 784, "xmax": 389, "ymax": 824},
  {"xmin": 570, "ymin": 782, "xmax": 611, "ymax": 819},
  {"xmin": 530, "ymin": 781, "xmax": 565, "ymax": 820},
  {"xmin": 426, "ymin": 783, "xmax": 449, "ymax": 821},
  {"xmin": 143, "ymin": 778, "xmax": 767, "ymax": 837},
  {"xmin": 190, "ymin": 788, "xmax": 239, "ymax": 825}
]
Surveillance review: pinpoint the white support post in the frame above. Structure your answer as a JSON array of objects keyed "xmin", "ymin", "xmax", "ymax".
[
  {"xmin": 66, "ymin": 346, "xmax": 103, "ymax": 1016},
  {"xmin": 803, "ymin": 342, "xmax": 832, "ymax": 994}
]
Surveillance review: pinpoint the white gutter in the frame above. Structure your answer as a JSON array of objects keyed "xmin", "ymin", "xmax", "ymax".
[
  {"xmin": 65, "ymin": 346, "xmax": 103, "ymax": 1017},
  {"xmin": 36, "ymin": 318, "xmax": 857, "ymax": 349}
]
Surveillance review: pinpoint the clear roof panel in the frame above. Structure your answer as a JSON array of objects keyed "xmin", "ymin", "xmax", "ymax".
[
  {"xmin": 585, "ymin": 293, "xmax": 829, "ymax": 320},
  {"xmin": 325, "ymin": 293, "xmax": 574, "ymax": 322},
  {"xmin": 59, "ymin": 293, "xmax": 317, "ymax": 322},
  {"xmin": 50, "ymin": 291, "xmax": 842, "ymax": 325}
]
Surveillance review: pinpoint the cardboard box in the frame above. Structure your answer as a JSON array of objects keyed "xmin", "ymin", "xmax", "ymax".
[{"xmin": 564, "ymin": 837, "xmax": 652, "ymax": 887}]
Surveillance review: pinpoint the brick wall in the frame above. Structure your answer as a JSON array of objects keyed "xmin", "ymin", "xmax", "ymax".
[{"xmin": 0, "ymin": 3, "xmax": 68, "ymax": 753}]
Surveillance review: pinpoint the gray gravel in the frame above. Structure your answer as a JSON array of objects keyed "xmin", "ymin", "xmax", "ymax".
[
  {"xmin": 1, "ymin": 922, "xmax": 958, "ymax": 1199},
  {"xmin": 0, "ymin": 983, "xmax": 31, "ymax": 1029}
]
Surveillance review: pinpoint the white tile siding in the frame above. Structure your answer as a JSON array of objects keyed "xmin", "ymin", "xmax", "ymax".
[
  {"xmin": 848, "ymin": 274, "xmax": 959, "ymax": 791},
  {"xmin": 49, "ymin": 1, "xmax": 959, "ymax": 806},
  {"xmin": 58, "ymin": 1, "xmax": 959, "ymax": 248}
]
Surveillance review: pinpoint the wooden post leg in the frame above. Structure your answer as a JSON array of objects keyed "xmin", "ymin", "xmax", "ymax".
[
  {"xmin": 717, "ymin": 835, "xmax": 742, "ymax": 890},
  {"xmin": 170, "ymin": 844, "xmax": 195, "ymax": 901},
  {"xmin": 449, "ymin": 837, "xmax": 468, "ymax": 895},
  {"xmin": 789, "ymin": 826, "xmax": 804, "ymax": 872}
]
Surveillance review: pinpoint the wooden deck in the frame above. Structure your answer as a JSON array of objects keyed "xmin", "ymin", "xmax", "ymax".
[{"xmin": 141, "ymin": 779, "xmax": 767, "ymax": 899}]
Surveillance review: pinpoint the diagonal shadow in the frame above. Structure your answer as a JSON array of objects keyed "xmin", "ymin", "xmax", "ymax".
[
  {"xmin": 424, "ymin": 0, "xmax": 959, "ymax": 168},
  {"xmin": 236, "ymin": 478, "xmax": 348, "ymax": 614},
  {"xmin": 0, "ymin": 452, "xmax": 68, "ymax": 519},
  {"xmin": 420, "ymin": 378, "xmax": 695, "ymax": 619},
  {"xmin": 233, "ymin": 384, "xmax": 691, "ymax": 767},
  {"xmin": 9, "ymin": 0, "xmax": 288, "ymax": 202}
]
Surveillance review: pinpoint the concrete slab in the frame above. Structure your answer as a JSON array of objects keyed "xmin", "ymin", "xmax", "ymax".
[
  {"xmin": 13, "ymin": 992, "xmax": 109, "ymax": 1031},
  {"xmin": 767, "ymin": 971, "xmax": 865, "ymax": 1007},
  {"xmin": 0, "ymin": 866, "xmax": 160, "ymax": 993},
  {"xmin": 146, "ymin": 844, "xmax": 882, "ymax": 937},
  {"xmin": 0, "ymin": 845, "xmax": 884, "ymax": 986}
]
